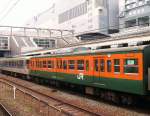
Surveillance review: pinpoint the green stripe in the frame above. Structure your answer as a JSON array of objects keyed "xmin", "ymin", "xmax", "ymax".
[{"xmin": 30, "ymin": 70, "xmax": 145, "ymax": 95}]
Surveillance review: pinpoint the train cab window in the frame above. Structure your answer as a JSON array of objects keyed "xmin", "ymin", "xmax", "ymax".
[
  {"xmin": 43, "ymin": 61, "xmax": 47, "ymax": 68},
  {"xmin": 124, "ymin": 59, "xmax": 138, "ymax": 74},
  {"xmin": 107, "ymin": 60, "xmax": 111, "ymax": 72},
  {"xmin": 68, "ymin": 60, "xmax": 75, "ymax": 70},
  {"xmin": 94, "ymin": 59, "xmax": 98, "ymax": 71},
  {"xmin": 86, "ymin": 60, "xmax": 89, "ymax": 71},
  {"xmin": 63, "ymin": 60, "xmax": 67, "ymax": 69},
  {"xmin": 114, "ymin": 59, "xmax": 120, "ymax": 73},
  {"xmin": 100, "ymin": 59, "xmax": 105, "ymax": 72},
  {"xmin": 77, "ymin": 60, "xmax": 84, "ymax": 70}
]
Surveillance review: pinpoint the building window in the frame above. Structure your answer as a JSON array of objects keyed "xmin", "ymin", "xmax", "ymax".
[
  {"xmin": 138, "ymin": 16, "xmax": 149, "ymax": 27},
  {"xmin": 124, "ymin": 59, "xmax": 138, "ymax": 74},
  {"xmin": 95, "ymin": 0, "xmax": 104, "ymax": 8},
  {"xmin": 125, "ymin": 19, "xmax": 136, "ymax": 28},
  {"xmin": 59, "ymin": 2, "xmax": 87, "ymax": 23},
  {"xmin": 33, "ymin": 38, "xmax": 55, "ymax": 48},
  {"xmin": 0, "ymin": 37, "xmax": 9, "ymax": 50}
]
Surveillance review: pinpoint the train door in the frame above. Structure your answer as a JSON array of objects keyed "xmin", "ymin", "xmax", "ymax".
[
  {"xmin": 106, "ymin": 58, "xmax": 112, "ymax": 77},
  {"xmin": 56, "ymin": 58, "xmax": 64, "ymax": 78},
  {"xmin": 93, "ymin": 57, "xmax": 100, "ymax": 80},
  {"xmin": 93, "ymin": 56, "xmax": 106, "ymax": 82}
]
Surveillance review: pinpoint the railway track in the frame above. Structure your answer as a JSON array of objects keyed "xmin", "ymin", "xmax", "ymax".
[
  {"xmin": 0, "ymin": 75, "xmax": 108, "ymax": 116},
  {"xmin": 0, "ymin": 103, "xmax": 12, "ymax": 116}
]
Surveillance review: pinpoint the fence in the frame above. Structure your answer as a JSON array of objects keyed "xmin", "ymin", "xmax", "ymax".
[{"xmin": 0, "ymin": 81, "xmax": 65, "ymax": 116}]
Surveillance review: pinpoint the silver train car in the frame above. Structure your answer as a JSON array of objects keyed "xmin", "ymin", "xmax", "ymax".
[{"xmin": 0, "ymin": 57, "xmax": 31, "ymax": 78}]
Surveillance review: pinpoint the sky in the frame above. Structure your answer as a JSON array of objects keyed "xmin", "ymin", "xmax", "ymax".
[
  {"xmin": 0, "ymin": 0, "xmax": 51, "ymax": 26},
  {"xmin": 0, "ymin": 0, "xmax": 123, "ymax": 27}
]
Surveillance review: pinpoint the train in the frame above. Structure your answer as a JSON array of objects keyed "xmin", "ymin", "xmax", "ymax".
[{"xmin": 1, "ymin": 45, "xmax": 150, "ymax": 105}]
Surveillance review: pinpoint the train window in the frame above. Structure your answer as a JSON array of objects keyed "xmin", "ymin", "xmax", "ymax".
[
  {"xmin": 63, "ymin": 60, "xmax": 67, "ymax": 69},
  {"xmin": 114, "ymin": 59, "xmax": 120, "ymax": 73},
  {"xmin": 38, "ymin": 61, "xmax": 40, "ymax": 68},
  {"xmin": 77, "ymin": 60, "xmax": 84, "ymax": 70},
  {"xmin": 16, "ymin": 61, "xmax": 18, "ymax": 67},
  {"xmin": 124, "ymin": 59, "xmax": 138, "ymax": 74},
  {"xmin": 36, "ymin": 61, "xmax": 38, "ymax": 68},
  {"xmin": 35, "ymin": 61, "xmax": 37, "ymax": 67},
  {"xmin": 12, "ymin": 61, "xmax": 15, "ymax": 67},
  {"xmin": 94, "ymin": 59, "xmax": 98, "ymax": 71},
  {"xmin": 57, "ymin": 60, "xmax": 59, "ymax": 68},
  {"xmin": 52, "ymin": 61, "xmax": 54, "ymax": 68},
  {"xmin": 43, "ymin": 61, "xmax": 47, "ymax": 68},
  {"xmin": 100, "ymin": 59, "xmax": 105, "ymax": 72},
  {"xmin": 40, "ymin": 61, "xmax": 42, "ymax": 68},
  {"xmin": 18, "ymin": 60, "xmax": 23, "ymax": 68},
  {"xmin": 57, "ymin": 60, "xmax": 62, "ymax": 69},
  {"xmin": 86, "ymin": 60, "xmax": 89, "ymax": 71},
  {"xmin": 60, "ymin": 60, "xmax": 62, "ymax": 69},
  {"xmin": 107, "ymin": 60, "xmax": 111, "ymax": 72},
  {"xmin": 48, "ymin": 60, "xmax": 54, "ymax": 68},
  {"xmin": 32, "ymin": 61, "xmax": 34, "ymax": 67},
  {"xmin": 48, "ymin": 61, "xmax": 52, "ymax": 68},
  {"xmin": 69, "ymin": 60, "xmax": 75, "ymax": 70}
]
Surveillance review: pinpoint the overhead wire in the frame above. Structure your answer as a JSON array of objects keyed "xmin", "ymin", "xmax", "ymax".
[
  {"xmin": 0, "ymin": 0, "xmax": 21, "ymax": 23},
  {"xmin": 0, "ymin": 0, "xmax": 15, "ymax": 15}
]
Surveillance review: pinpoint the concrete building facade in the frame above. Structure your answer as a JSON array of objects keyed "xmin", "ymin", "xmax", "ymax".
[
  {"xmin": 26, "ymin": 0, "xmax": 119, "ymax": 40},
  {"xmin": 119, "ymin": 0, "xmax": 150, "ymax": 30}
]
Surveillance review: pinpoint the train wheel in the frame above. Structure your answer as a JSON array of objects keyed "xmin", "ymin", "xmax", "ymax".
[{"xmin": 121, "ymin": 95, "xmax": 133, "ymax": 105}]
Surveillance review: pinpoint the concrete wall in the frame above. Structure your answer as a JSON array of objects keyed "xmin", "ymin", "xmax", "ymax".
[{"xmin": 26, "ymin": 0, "xmax": 119, "ymax": 36}]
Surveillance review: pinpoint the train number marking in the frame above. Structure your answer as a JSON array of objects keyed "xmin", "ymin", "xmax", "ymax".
[{"xmin": 77, "ymin": 73, "xmax": 84, "ymax": 80}]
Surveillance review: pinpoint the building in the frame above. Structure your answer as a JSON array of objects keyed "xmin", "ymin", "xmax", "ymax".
[
  {"xmin": 0, "ymin": 36, "xmax": 10, "ymax": 57},
  {"xmin": 0, "ymin": 26, "xmax": 77, "ymax": 56},
  {"xmin": 26, "ymin": 0, "xmax": 119, "ymax": 40},
  {"xmin": 119, "ymin": 0, "xmax": 150, "ymax": 30}
]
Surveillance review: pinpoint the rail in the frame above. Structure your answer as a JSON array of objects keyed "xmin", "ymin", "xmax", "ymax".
[
  {"xmin": 0, "ymin": 76, "xmax": 102, "ymax": 115},
  {"xmin": 0, "ymin": 103, "xmax": 12, "ymax": 116}
]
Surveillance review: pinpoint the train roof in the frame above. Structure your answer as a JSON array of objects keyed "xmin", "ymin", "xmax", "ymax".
[{"xmin": 32, "ymin": 45, "xmax": 149, "ymax": 58}]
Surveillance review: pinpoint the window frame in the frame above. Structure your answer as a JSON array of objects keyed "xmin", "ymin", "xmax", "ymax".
[
  {"xmin": 114, "ymin": 59, "xmax": 120, "ymax": 74},
  {"xmin": 107, "ymin": 60, "xmax": 112, "ymax": 72},
  {"xmin": 100, "ymin": 59, "xmax": 105, "ymax": 72},
  {"xmin": 68, "ymin": 60, "xmax": 75, "ymax": 70},
  {"xmin": 124, "ymin": 58, "xmax": 139, "ymax": 74},
  {"xmin": 77, "ymin": 60, "xmax": 84, "ymax": 70}
]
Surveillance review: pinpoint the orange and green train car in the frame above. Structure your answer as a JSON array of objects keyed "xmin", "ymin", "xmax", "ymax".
[{"xmin": 29, "ymin": 45, "xmax": 150, "ymax": 99}]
